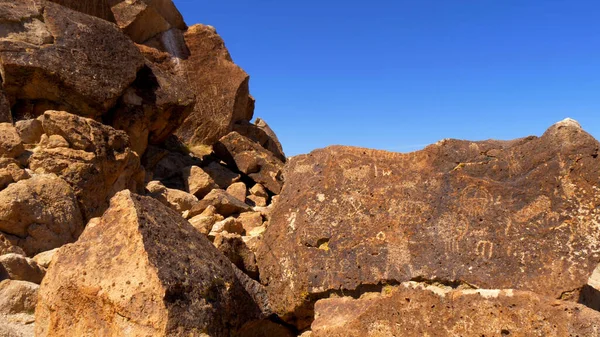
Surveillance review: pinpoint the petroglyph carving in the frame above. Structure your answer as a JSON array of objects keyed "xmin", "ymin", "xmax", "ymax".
[
  {"xmin": 389, "ymin": 199, "xmax": 431, "ymax": 225},
  {"xmin": 460, "ymin": 185, "xmax": 493, "ymax": 217},
  {"xmin": 475, "ymin": 240, "xmax": 494, "ymax": 259}
]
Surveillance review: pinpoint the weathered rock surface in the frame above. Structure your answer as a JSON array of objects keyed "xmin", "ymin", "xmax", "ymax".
[
  {"xmin": 226, "ymin": 181, "xmax": 247, "ymax": 202},
  {"xmin": 0, "ymin": 89, "xmax": 12, "ymax": 123},
  {"xmin": 0, "ymin": 1, "xmax": 144, "ymax": 119},
  {"xmin": 0, "ymin": 158, "xmax": 29, "ymax": 191},
  {"xmin": 146, "ymin": 180, "xmax": 198, "ymax": 213},
  {"xmin": 189, "ymin": 189, "xmax": 252, "ymax": 218},
  {"xmin": 36, "ymin": 190, "xmax": 269, "ymax": 336},
  {"xmin": 0, "ymin": 174, "xmax": 84, "ymax": 256},
  {"xmin": 233, "ymin": 119, "xmax": 286, "ymax": 162},
  {"xmin": 311, "ymin": 283, "xmax": 600, "ymax": 337},
  {"xmin": 111, "ymin": 45, "xmax": 195, "ymax": 155},
  {"xmin": 214, "ymin": 132, "xmax": 284, "ymax": 194},
  {"xmin": 175, "ymin": 24, "xmax": 254, "ymax": 146},
  {"xmin": 0, "ymin": 124, "xmax": 24, "ymax": 159},
  {"xmin": 257, "ymin": 120, "xmax": 600, "ymax": 328},
  {"xmin": 0, "ymin": 280, "xmax": 38, "ymax": 337},
  {"xmin": 214, "ymin": 232, "xmax": 259, "ymax": 280},
  {"xmin": 111, "ymin": 0, "xmax": 187, "ymax": 43},
  {"xmin": 29, "ymin": 111, "xmax": 144, "ymax": 220},
  {"xmin": 15, "ymin": 118, "xmax": 43, "ymax": 145},
  {"xmin": 0, "ymin": 254, "xmax": 45, "ymax": 284},
  {"xmin": 183, "ymin": 165, "xmax": 218, "ymax": 198},
  {"xmin": 202, "ymin": 161, "xmax": 241, "ymax": 189}
]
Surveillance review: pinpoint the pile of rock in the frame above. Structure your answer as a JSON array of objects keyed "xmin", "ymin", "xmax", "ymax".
[
  {"xmin": 0, "ymin": 0, "xmax": 287, "ymax": 335},
  {"xmin": 2, "ymin": 0, "xmax": 600, "ymax": 337}
]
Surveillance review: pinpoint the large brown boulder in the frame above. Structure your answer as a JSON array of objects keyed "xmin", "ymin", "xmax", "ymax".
[
  {"xmin": 311, "ymin": 283, "xmax": 600, "ymax": 336},
  {"xmin": 29, "ymin": 111, "xmax": 144, "ymax": 220},
  {"xmin": 214, "ymin": 132, "xmax": 284, "ymax": 194},
  {"xmin": 0, "ymin": 174, "xmax": 84, "ymax": 256},
  {"xmin": 0, "ymin": 0, "xmax": 144, "ymax": 119},
  {"xmin": 36, "ymin": 190, "xmax": 269, "ymax": 336},
  {"xmin": 0, "ymin": 280, "xmax": 38, "ymax": 337},
  {"xmin": 0, "ymin": 254, "xmax": 45, "ymax": 284},
  {"xmin": 175, "ymin": 25, "xmax": 254, "ymax": 147},
  {"xmin": 256, "ymin": 119, "xmax": 600, "ymax": 328},
  {"xmin": 233, "ymin": 118, "xmax": 286, "ymax": 162},
  {"xmin": 0, "ymin": 124, "xmax": 24, "ymax": 159},
  {"xmin": 49, "ymin": 0, "xmax": 186, "ymax": 43},
  {"xmin": 110, "ymin": 45, "xmax": 195, "ymax": 155},
  {"xmin": 0, "ymin": 89, "xmax": 11, "ymax": 123}
]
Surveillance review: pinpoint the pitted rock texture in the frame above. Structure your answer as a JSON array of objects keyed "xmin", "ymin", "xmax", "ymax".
[
  {"xmin": 257, "ymin": 121, "xmax": 600, "ymax": 328},
  {"xmin": 29, "ymin": 111, "xmax": 144, "ymax": 220},
  {"xmin": 175, "ymin": 24, "xmax": 254, "ymax": 147},
  {"xmin": 36, "ymin": 190, "xmax": 269, "ymax": 337},
  {"xmin": 0, "ymin": 174, "xmax": 84, "ymax": 256},
  {"xmin": 214, "ymin": 131, "xmax": 284, "ymax": 194},
  {"xmin": 311, "ymin": 283, "xmax": 600, "ymax": 337},
  {"xmin": 0, "ymin": 0, "xmax": 144, "ymax": 119}
]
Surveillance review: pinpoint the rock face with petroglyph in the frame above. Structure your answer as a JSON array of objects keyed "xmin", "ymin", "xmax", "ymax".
[{"xmin": 256, "ymin": 119, "xmax": 600, "ymax": 328}]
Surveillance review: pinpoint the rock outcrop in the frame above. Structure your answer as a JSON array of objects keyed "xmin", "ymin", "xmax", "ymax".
[
  {"xmin": 36, "ymin": 190, "xmax": 269, "ymax": 336},
  {"xmin": 257, "ymin": 120, "xmax": 600, "ymax": 328},
  {"xmin": 29, "ymin": 111, "xmax": 144, "ymax": 220},
  {"xmin": 0, "ymin": 174, "xmax": 84, "ymax": 256},
  {"xmin": 175, "ymin": 25, "xmax": 254, "ymax": 147},
  {"xmin": 0, "ymin": 0, "xmax": 144, "ymax": 119},
  {"xmin": 0, "ymin": 280, "xmax": 38, "ymax": 337},
  {"xmin": 311, "ymin": 283, "xmax": 600, "ymax": 336}
]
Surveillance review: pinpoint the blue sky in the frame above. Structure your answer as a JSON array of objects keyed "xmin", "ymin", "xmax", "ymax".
[{"xmin": 174, "ymin": 0, "xmax": 599, "ymax": 156}]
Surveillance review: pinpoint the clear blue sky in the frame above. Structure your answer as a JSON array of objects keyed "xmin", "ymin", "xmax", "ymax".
[{"xmin": 174, "ymin": 0, "xmax": 599, "ymax": 156}]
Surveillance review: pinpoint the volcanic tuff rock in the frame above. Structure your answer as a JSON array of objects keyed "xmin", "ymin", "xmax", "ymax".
[
  {"xmin": 214, "ymin": 131, "xmax": 285, "ymax": 194},
  {"xmin": 0, "ymin": 253, "xmax": 45, "ymax": 284},
  {"xmin": 311, "ymin": 283, "xmax": 600, "ymax": 336},
  {"xmin": 0, "ymin": 280, "xmax": 38, "ymax": 337},
  {"xmin": 0, "ymin": 0, "xmax": 144, "ymax": 119},
  {"xmin": 29, "ymin": 111, "xmax": 144, "ymax": 220},
  {"xmin": 257, "ymin": 120, "xmax": 600, "ymax": 328},
  {"xmin": 175, "ymin": 24, "xmax": 254, "ymax": 147},
  {"xmin": 36, "ymin": 190, "xmax": 270, "ymax": 337},
  {"xmin": 0, "ymin": 174, "xmax": 84, "ymax": 256}
]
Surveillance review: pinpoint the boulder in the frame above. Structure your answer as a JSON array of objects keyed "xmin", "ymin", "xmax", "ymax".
[
  {"xmin": 235, "ymin": 212, "xmax": 264, "ymax": 234},
  {"xmin": 189, "ymin": 189, "xmax": 252, "ymax": 218},
  {"xmin": 0, "ymin": 88, "xmax": 11, "ymax": 123},
  {"xmin": 214, "ymin": 132, "xmax": 284, "ymax": 194},
  {"xmin": 50, "ymin": 0, "xmax": 187, "ymax": 43},
  {"xmin": 29, "ymin": 111, "xmax": 144, "ymax": 220},
  {"xmin": 249, "ymin": 183, "xmax": 269, "ymax": 198},
  {"xmin": 226, "ymin": 181, "xmax": 247, "ymax": 202},
  {"xmin": 0, "ymin": 279, "xmax": 38, "ymax": 315},
  {"xmin": 0, "ymin": 174, "xmax": 84, "ymax": 256},
  {"xmin": 311, "ymin": 283, "xmax": 600, "ymax": 337},
  {"xmin": 210, "ymin": 218, "xmax": 244, "ymax": 237},
  {"xmin": 182, "ymin": 165, "xmax": 218, "ymax": 198},
  {"xmin": 0, "ymin": 234, "xmax": 25, "ymax": 256},
  {"xmin": 36, "ymin": 190, "xmax": 269, "ymax": 336},
  {"xmin": 247, "ymin": 195, "xmax": 267, "ymax": 207},
  {"xmin": 175, "ymin": 24, "xmax": 254, "ymax": 146},
  {"xmin": 0, "ymin": 124, "xmax": 24, "ymax": 159},
  {"xmin": 0, "ymin": 279, "xmax": 38, "ymax": 337},
  {"xmin": 145, "ymin": 180, "xmax": 198, "ymax": 213},
  {"xmin": 0, "ymin": 1, "xmax": 144, "ymax": 119},
  {"xmin": 0, "ymin": 158, "xmax": 29, "ymax": 191},
  {"xmin": 257, "ymin": 120, "xmax": 600, "ymax": 328},
  {"xmin": 202, "ymin": 161, "xmax": 241, "ymax": 189},
  {"xmin": 0, "ymin": 254, "xmax": 45, "ymax": 284},
  {"xmin": 15, "ymin": 118, "xmax": 43, "ymax": 145},
  {"xmin": 32, "ymin": 249, "xmax": 59, "ymax": 269},
  {"xmin": 110, "ymin": 45, "xmax": 194, "ymax": 155},
  {"xmin": 214, "ymin": 232, "xmax": 259, "ymax": 280},
  {"xmin": 233, "ymin": 119, "xmax": 286, "ymax": 162}
]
